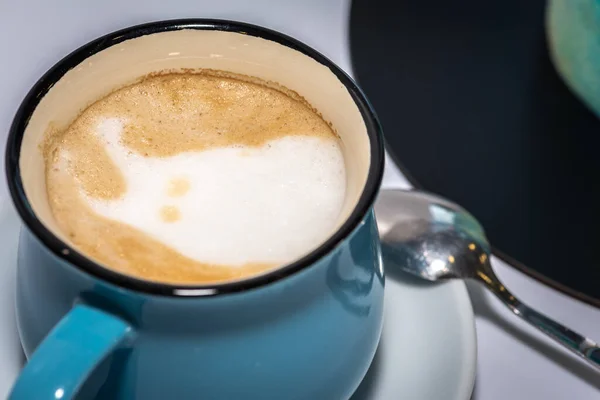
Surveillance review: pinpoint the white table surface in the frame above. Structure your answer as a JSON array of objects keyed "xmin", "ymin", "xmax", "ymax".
[{"xmin": 1, "ymin": 1, "xmax": 599, "ymax": 399}]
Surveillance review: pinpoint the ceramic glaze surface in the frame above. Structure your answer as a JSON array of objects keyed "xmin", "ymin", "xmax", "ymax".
[{"xmin": 15, "ymin": 211, "xmax": 384, "ymax": 400}]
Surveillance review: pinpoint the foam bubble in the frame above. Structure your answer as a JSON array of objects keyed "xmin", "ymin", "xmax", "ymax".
[{"xmin": 82, "ymin": 117, "xmax": 346, "ymax": 266}]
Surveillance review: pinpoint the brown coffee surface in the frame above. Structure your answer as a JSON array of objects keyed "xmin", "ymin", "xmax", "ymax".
[{"xmin": 44, "ymin": 71, "xmax": 338, "ymax": 285}]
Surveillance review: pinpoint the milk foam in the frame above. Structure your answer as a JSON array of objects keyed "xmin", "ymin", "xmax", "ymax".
[{"xmin": 64, "ymin": 117, "xmax": 346, "ymax": 266}]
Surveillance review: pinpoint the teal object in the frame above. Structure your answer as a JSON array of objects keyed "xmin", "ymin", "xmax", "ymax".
[
  {"xmin": 11, "ymin": 214, "xmax": 383, "ymax": 399},
  {"xmin": 5, "ymin": 20, "xmax": 385, "ymax": 400},
  {"xmin": 547, "ymin": 0, "xmax": 600, "ymax": 117},
  {"xmin": 10, "ymin": 305, "xmax": 132, "ymax": 399}
]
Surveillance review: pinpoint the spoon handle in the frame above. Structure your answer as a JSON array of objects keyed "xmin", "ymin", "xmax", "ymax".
[{"xmin": 475, "ymin": 264, "xmax": 600, "ymax": 369}]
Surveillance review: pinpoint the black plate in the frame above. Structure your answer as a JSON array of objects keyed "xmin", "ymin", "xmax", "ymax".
[{"xmin": 350, "ymin": 0, "xmax": 600, "ymax": 307}]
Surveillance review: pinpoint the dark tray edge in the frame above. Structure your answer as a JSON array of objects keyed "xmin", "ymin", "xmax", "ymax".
[{"xmin": 386, "ymin": 148, "xmax": 600, "ymax": 309}]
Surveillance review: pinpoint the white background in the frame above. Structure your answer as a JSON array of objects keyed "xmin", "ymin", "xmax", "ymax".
[{"xmin": 1, "ymin": 0, "xmax": 599, "ymax": 399}]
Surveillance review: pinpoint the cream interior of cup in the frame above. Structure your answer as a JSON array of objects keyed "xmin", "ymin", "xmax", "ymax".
[{"xmin": 18, "ymin": 29, "xmax": 371, "ymax": 271}]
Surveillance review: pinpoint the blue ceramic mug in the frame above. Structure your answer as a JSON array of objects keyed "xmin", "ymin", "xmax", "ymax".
[{"xmin": 6, "ymin": 20, "xmax": 385, "ymax": 400}]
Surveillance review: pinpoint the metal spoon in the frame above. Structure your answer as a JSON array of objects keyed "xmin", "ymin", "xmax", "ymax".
[{"xmin": 375, "ymin": 188, "xmax": 600, "ymax": 369}]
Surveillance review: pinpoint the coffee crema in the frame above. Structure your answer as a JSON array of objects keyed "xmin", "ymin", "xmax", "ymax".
[{"xmin": 44, "ymin": 71, "xmax": 346, "ymax": 285}]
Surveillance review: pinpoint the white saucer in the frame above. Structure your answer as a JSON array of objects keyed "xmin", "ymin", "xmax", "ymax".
[{"xmin": 351, "ymin": 267, "xmax": 476, "ymax": 400}]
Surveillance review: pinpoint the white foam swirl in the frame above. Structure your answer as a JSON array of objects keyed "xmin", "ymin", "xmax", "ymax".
[{"xmin": 74, "ymin": 117, "xmax": 346, "ymax": 266}]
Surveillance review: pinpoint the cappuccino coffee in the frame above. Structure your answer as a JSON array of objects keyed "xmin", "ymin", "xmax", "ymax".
[{"xmin": 44, "ymin": 71, "xmax": 346, "ymax": 284}]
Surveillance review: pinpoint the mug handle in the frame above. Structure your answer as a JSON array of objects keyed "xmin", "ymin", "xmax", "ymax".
[{"xmin": 9, "ymin": 304, "xmax": 132, "ymax": 400}]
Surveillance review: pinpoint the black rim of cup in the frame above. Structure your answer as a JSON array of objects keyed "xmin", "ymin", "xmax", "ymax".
[{"xmin": 5, "ymin": 19, "xmax": 385, "ymax": 297}]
